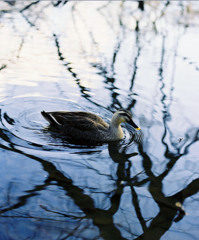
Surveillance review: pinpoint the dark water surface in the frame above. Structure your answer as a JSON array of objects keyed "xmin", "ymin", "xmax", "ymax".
[{"xmin": 0, "ymin": 1, "xmax": 199, "ymax": 240}]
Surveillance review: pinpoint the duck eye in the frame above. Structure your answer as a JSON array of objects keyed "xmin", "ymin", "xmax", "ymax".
[{"xmin": 125, "ymin": 116, "xmax": 131, "ymax": 122}]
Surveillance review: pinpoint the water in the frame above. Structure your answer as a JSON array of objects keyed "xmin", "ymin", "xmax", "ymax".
[{"xmin": 0, "ymin": 1, "xmax": 199, "ymax": 239}]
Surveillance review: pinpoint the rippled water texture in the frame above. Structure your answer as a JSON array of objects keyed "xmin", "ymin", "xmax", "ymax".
[{"xmin": 1, "ymin": 1, "xmax": 199, "ymax": 240}]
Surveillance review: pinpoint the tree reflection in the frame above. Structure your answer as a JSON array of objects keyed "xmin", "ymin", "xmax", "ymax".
[
  {"xmin": 1, "ymin": 122, "xmax": 199, "ymax": 239},
  {"xmin": 1, "ymin": 1, "xmax": 199, "ymax": 239}
]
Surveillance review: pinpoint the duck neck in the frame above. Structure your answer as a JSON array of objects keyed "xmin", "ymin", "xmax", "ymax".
[{"xmin": 109, "ymin": 118, "xmax": 124, "ymax": 140}]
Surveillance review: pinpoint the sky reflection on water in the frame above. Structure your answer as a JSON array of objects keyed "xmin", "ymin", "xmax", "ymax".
[{"xmin": 0, "ymin": 1, "xmax": 199, "ymax": 240}]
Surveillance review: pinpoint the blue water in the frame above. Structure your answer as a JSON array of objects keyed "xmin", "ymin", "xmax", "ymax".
[{"xmin": 0, "ymin": 1, "xmax": 199, "ymax": 239}]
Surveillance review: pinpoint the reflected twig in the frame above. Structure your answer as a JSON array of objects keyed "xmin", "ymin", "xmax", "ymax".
[
  {"xmin": 52, "ymin": 33, "xmax": 105, "ymax": 110},
  {"xmin": 129, "ymin": 31, "xmax": 142, "ymax": 91},
  {"xmin": 40, "ymin": 204, "xmax": 86, "ymax": 220},
  {"xmin": 133, "ymin": 30, "xmax": 199, "ymax": 238},
  {"xmin": 51, "ymin": 0, "xmax": 68, "ymax": 7},
  {"xmin": 20, "ymin": 0, "xmax": 40, "ymax": 13},
  {"xmin": 0, "ymin": 64, "xmax": 7, "ymax": 71},
  {"xmin": 0, "ymin": 139, "xmax": 126, "ymax": 240}
]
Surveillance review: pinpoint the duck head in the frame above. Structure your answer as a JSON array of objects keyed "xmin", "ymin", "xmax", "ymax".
[{"xmin": 111, "ymin": 109, "xmax": 141, "ymax": 130}]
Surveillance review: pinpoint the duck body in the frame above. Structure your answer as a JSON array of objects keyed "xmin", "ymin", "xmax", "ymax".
[{"xmin": 41, "ymin": 109, "xmax": 140, "ymax": 142}]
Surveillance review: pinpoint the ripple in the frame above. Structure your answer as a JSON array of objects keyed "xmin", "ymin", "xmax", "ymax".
[
  {"xmin": 124, "ymin": 123, "xmax": 144, "ymax": 145},
  {"xmin": 0, "ymin": 96, "xmax": 141, "ymax": 156},
  {"xmin": 0, "ymin": 96, "xmax": 86, "ymax": 152}
]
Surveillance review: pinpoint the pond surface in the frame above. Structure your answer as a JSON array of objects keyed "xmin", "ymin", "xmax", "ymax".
[{"xmin": 0, "ymin": 1, "xmax": 199, "ymax": 240}]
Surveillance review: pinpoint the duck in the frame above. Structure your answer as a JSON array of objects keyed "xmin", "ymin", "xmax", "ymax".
[{"xmin": 41, "ymin": 109, "xmax": 141, "ymax": 142}]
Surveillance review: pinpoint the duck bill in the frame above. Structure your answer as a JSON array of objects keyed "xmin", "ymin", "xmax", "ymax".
[{"xmin": 129, "ymin": 119, "xmax": 141, "ymax": 131}]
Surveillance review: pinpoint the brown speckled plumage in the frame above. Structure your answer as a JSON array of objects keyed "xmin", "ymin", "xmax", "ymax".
[{"xmin": 41, "ymin": 109, "xmax": 140, "ymax": 142}]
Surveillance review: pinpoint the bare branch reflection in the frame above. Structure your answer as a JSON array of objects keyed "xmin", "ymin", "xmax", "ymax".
[{"xmin": 1, "ymin": 1, "xmax": 199, "ymax": 239}]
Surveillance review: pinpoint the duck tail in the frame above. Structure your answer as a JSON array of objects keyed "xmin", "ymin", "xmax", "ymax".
[{"xmin": 41, "ymin": 110, "xmax": 57, "ymax": 125}]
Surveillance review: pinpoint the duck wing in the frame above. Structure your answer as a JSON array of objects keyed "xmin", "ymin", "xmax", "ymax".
[{"xmin": 41, "ymin": 111, "xmax": 109, "ymax": 131}]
